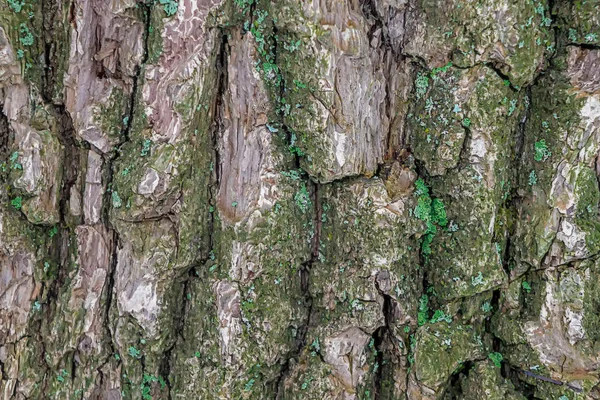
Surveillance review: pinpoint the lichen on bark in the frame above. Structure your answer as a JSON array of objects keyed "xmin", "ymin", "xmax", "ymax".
[{"xmin": 1, "ymin": 0, "xmax": 600, "ymax": 399}]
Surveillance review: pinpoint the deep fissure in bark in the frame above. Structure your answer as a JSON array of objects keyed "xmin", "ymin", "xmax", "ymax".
[
  {"xmin": 163, "ymin": 27, "xmax": 231, "ymax": 397},
  {"xmin": 441, "ymin": 360, "xmax": 476, "ymax": 399},
  {"xmin": 93, "ymin": 0, "xmax": 155, "ymax": 391},
  {"xmin": 372, "ymin": 274, "xmax": 397, "ymax": 399},
  {"xmin": 0, "ymin": 104, "xmax": 9, "ymax": 175},
  {"xmin": 264, "ymin": 12, "xmax": 322, "ymax": 395},
  {"xmin": 34, "ymin": 0, "xmax": 83, "ymax": 384},
  {"xmin": 274, "ymin": 178, "xmax": 319, "ymax": 398}
]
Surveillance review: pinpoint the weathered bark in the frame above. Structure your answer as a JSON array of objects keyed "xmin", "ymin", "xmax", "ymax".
[{"xmin": 1, "ymin": 0, "xmax": 600, "ymax": 398}]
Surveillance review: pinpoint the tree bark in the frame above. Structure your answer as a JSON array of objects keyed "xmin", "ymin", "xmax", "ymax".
[{"xmin": 1, "ymin": 0, "xmax": 600, "ymax": 398}]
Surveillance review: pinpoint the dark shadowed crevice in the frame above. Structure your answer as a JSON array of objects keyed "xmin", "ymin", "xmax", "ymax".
[
  {"xmin": 514, "ymin": 87, "xmax": 530, "ymax": 168},
  {"xmin": 210, "ymin": 29, "xmax": 228, "ymax": 235},
  {"xmin": 53, "ymin": 106, "xmax": 79, "ymax": 227},
  {"xmin": 373, "ymin": 273, "xmax": 398, "ymax": 399},
  {"xmin": 41, "ymin": 0, "xmax": 69, "ymax": 104},
  {"xmin": 486, "ymin": 289, "xmax": 502, "ymax": 354},
  {"xmin": 0, "ymin": 361, "xmax": 5, "ymax": 393},
  {"xmin": 1, "ymin": 0, "xmax": 86, "ymax": 391},
  {"xmin": 501, "ymin": 236, "xmax": 514, "ymax": 278},
  {"xmin": 101, "ymin": 0, "xmax": 152, "ymax": 334},
  {"xmin": 450, "ymin": 120, "xmax": 473, "ymax": 177},
  {"xmin": 383, "ymin": 57, "xmax": 400, "ymax": 161},
  {"xmin": 506, "ymin": 367, "xmax": 548, "ymax": 399},
  {"xmin": 0, "ymin": 104, "xmax": 10, "ymax": 205},
  {"xmin": 272, "ymin": 137, "xmax": 319, "ymax": 395},
  {"xmin": 359, "ymin": 0, "xmax": 404, "ymax": 161},
  {"xmin": 97, "ymin": 229, "xmax": 120, "ymax": 376},
  {"xmin": 568, "ymin": 42, "xmax": 600, "ymax": 50},
  {"xmin": 360, "ymin": 0, "xmax": 391, "ymax": 52},
  {"xmin": 37, "ymin": 0, "xmax": 81, "ymax": 294},
  {"xmin": 102, "ymin": 0, "xmax": 152, "ymax": 297},
  {"xmin": 0, "ymin": 103, "xmax": 8, "ymax": 158},
  {"xmin": 595, "ymin": 152, "xmax": 600, "ymax": 201},
  {"xmin": 484, "ymin": 62, "xmax": 524, "ymax": 91},
  {"xmin": 441, "ymin": 360, "xmax": 475, "ymax": 399},
  {"xmin": 122, "ymin": 3, "xmax": 151, "ymax": 144},
  {"xmin": 371, "ymin": 326, "xmax": 386, "ymax": 398}
]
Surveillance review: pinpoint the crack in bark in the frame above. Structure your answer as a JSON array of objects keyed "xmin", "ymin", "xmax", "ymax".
[
  {"xmin": 0, "ymin": 104, "xmax": 10, "ymax": 204},
  {"xmin": 273, "ymin": 230, "xmax": 316, "ymax": 397},
  {"xmin": 92, "ymin": 1, "xmax": 155, "ymax": 394},
  {"xmin": 513, "ymin": 367, "xmax": 584, "ymax": 394},
  {"xmin": 372, "ymin": 274, "xmax": 397, "ymax": 399},
  {"xmin": 274, "ymin": 178, "xmax": 319, "ymax": 398},
  {"xmin": 100, "ymin": 0, "xmax": 153, "ymax": 354},
  {"xmin": 20, "ymin": 0, "xmax": 86, "ymax": 389},
  {"xmin": 441, "ymin": 360, "xmax": 477, "ymax": 398},
  {"xmin": 162, "ymin": 26, "xmax": 230, "ymax": 398},
  {"xmin": 270, "ymin": 18, "xmax": 321, "ymax": 393}
]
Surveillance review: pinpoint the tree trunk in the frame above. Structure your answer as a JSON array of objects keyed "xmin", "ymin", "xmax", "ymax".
[{"xmin": 1, "ymin": 0, "xmax": 600, "ymax": 398}]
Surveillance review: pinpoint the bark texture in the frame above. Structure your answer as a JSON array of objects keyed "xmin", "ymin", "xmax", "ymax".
[{"xmin": 0, "ymin": 0, "xmax": 600, "ymax": 398}]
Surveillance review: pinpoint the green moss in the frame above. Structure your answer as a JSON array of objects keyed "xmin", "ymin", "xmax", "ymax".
[
  {"xmin": 169, "ymin": 163, "xmax": 314, "ymax": 397},
  {"xmin": 420, "ymin": 66, "xmax": 518, "ymax": 301},
  {"xmin": 96, "ymin": 87, "xmax": 129, "ymax": 146},
  {"xmin": 312, "ymin": 179, "xmax": 422, "ymax": 332},
  {"xmin": 519, "ymin": 271, "xmax": 546, "ymax": 322},
  {"xmin": 145, "ymin": 0, "xmax": 175, "ymax": 64},
  {"xmin": 558, "ymin": 0, "xmax": 600, "ymax": 45},
  {"xmin": 417, "ymin": 294, "xmax": 429, "ymax": 326},
  {"xmin": 488, "ymin": 352, "xmax": 503, "ymax": 368},
  {"xmin": 583, "ymin": 263, "xmax": 600, "ymax": 342},
  {"xmin": 413, "ymin": 178, "xmax": 447, "ymax": 256},
  {"xmin": 416, "ymin": 0, "xmax": 551, "ymax": 86},
  {"xmin": 11, "ymin": 196, "xmax": 22, "ymax": 209},
  {"xmin": 414, "ymin": 323, "xmax": 485, "ymax": 390},
  {"xmin": 522, "ymin": 64, "xmax": 584, "ymax": 192},
  {"xmin": 409, "ymin": 65, "xmax": 467, "ymax": 175},
  {"xmin": 575, "ymin": 167, "xmax": 600, "ymax": 253},
  {"xmin": 459, "ymin": 360, "xmax": 526, "ymax": 400},
  {"xmin": 533, "ymin": 139, "xmax": 551, "ymax": 162},
  {"xmin": 228, "ymin": 0, "xmax": 333, "ymax": 177},
  {"xmin": 0, "ymin": 0, "xmax": 51, "ymax": 89}
]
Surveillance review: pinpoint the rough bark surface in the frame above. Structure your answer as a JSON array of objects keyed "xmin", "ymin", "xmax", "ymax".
[{"xmin": 0, "ymin": 0, "xmax": 600, "ymax": 399}]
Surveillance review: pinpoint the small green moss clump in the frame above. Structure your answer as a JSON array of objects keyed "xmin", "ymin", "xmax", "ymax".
[
  {"xmin": 158, "ymin": 0, "xmax": 178, "ymax": 16},
  {"xmin": 413, "ymin": 178, "xmax": 448, "ymax": 255},
  {"xmin": 488, "ymin": 352, "xmax": 503, "ymax": 368},
  {"xmin": 11, "ymin": 196, "xmax": 22, "ymax": 210},
  {"xmin": 417, "ymin": 294, "xmax": 429, "ymax": 326},
  {"xmin": 534, "ymin": 139, "xmax": 551, "ymax": 162}
]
